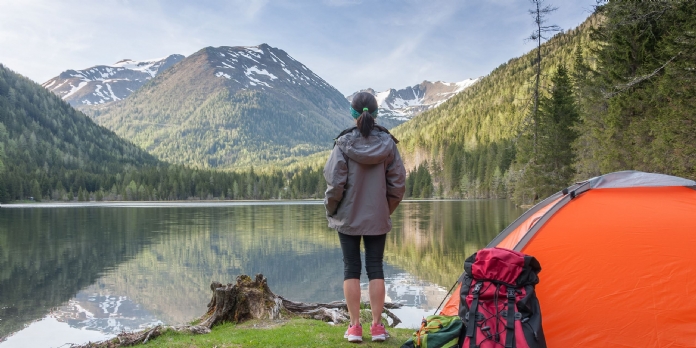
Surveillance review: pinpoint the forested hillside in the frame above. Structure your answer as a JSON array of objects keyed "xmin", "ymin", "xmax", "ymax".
[
  {"xmin": 0, "ymin": 64, "xmax": 158, "ymax": 202},
  {"xmin": 394, "ymin": 1, "xmax": 696, "ymax": 201}
]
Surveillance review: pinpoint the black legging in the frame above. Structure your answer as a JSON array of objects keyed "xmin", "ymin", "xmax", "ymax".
[{"xmin": 338, "ymin": 232, "xmax": 387, "ymax": 281}]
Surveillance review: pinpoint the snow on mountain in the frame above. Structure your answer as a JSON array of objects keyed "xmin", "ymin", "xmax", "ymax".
[
  {"xmin": 347, "ymin": 78, "xmax": 481, "ymax": 124},
  {"xmin": 205, "ymin": 44, "xmax": 338, "ymax": 94},
  {"xmin": 42, "ymin": 54, "xmax": 184, "ymax": 107}
]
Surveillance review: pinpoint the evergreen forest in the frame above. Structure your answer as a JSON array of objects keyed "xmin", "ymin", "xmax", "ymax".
[{"xmin": 393, "ymin": 1, "xmax": 696, "ymax": 203}]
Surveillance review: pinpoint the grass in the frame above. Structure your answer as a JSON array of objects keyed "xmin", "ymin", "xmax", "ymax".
[{"xmin": 138, "ymin": 319, "xmax": 415, "ymax": 347}]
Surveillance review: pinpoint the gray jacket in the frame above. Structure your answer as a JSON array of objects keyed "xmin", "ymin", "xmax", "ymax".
[{"xmin": 323, "ymin": 128, "xmax": 406, "ymax": 235}]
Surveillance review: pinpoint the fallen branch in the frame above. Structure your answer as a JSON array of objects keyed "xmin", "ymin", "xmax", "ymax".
[{"xmin": 70, "ymin": 325, "xmax": 211, "ymax": 348}]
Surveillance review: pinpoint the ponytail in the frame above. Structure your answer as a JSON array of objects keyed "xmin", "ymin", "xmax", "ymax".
[
  {"xmin": 350, "ymin": 92, "xmax": 379, "ymax": 137},
  {"xmin": 357, "ymin": 109, "xmax": 375, "ymax": 138}
]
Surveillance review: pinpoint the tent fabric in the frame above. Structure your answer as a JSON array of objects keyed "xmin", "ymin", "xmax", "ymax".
[
  {"xmin": 487, "ymin": 180, "xmax": 590, "ymax": 251},
  {"xmin": 439, "ymin": 283, "xmax": 461, "ymax": 317},
  {"xmin": 524, "ymin": 186, "xmax": 696, "ymax": 347},
  {"xmin": 439, "ymin": 172, "xmax": 696, "ymax": 347},
  {"xmin": 495, "ymin": 196, "xmax": 562, "ymax": 250},
  {"xmin": 588, "ymin": 170, "xmax": 696, "ymax": 189}
]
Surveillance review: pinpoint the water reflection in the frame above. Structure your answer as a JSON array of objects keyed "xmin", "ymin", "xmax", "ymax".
[
  {"xmin": 0, "ymin": 200, "xmax": 522, "ymax": 347},
  {"xmin": 0, "ymin": 208, "xmax": 163, "ymax": 340},
  {"xmin": 53, "ymin": 291, "xmax": 163, "ymax": 334},
  {"xmin": 388, "ymin": 200, "xmax": 524, "ymax": 286}
]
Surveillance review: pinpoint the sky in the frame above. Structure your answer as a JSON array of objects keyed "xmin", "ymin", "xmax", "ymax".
[{"xmin": 0, "ymin": 0, "xmax": 597, "ymax": 96}]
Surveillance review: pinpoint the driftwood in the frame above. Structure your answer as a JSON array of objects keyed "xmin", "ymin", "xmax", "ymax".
[
  {"xmin": 279, "ymin": 297, "xmax": 402, "ymax": 327},
  {"xmin": 198, "ymin": 274, "xmax": 402, "ymax": 328},
  {"xmin": 69, "ymin": 325, "xmax": 210, "ymax": 348},
  {"xmin": 71, "ymin": 274, "xmax": 402, "ymax": 348}
]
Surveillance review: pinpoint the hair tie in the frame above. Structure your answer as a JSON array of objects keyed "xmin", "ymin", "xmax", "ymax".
[{"xmin": 350, "ymin": 107, "xmax": 379, "ymax": 119}]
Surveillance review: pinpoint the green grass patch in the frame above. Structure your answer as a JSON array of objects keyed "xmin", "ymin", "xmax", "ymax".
[{"xmin": 138, "ymin": 319, "xmax": 415, "ymax": 347}]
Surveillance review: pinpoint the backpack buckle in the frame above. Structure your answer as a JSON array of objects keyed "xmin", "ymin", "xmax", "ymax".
[
  {"xmin": 473, "ymin": 282, "xmax": 483, "ymax": 294},
  {"xmin": 507, "ymin": 288, "xmax": 516, "ymax": 299},
  {"xmin": 464, "ymin": 312, "xmax": 485, "ymax": 321},
  {"xmin": 500, "ymin": 310, "xmax": 523, "ymax": 320}
]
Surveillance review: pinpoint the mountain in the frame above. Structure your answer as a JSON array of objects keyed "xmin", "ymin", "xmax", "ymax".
[
  {"xmin": 92, "ymin": 44, "xmax": 354, "ymax": 169},
  {"xmin": 42, "ymin": 55, "xmax": 184, "ymax": 107},
  {"xmin": 347, "ymin": 78, "xmax": 480, "ymax": 126},
  {"xmin": 0, "ymin": 63, "xmax": 158, "ymax": 202}
]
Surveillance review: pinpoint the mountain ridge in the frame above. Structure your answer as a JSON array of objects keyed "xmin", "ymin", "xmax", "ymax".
[
  {"xmin": 347, "ymin": 78, "xmax": 480, "ymax": 124},
  {"xmin": 42, "ymin": 54, "xmax": 184, "ymax": 107}
]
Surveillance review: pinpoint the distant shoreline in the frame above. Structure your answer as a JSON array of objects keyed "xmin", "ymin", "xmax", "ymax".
[
  {"xmin": 1, "ymin": 200, "xmax": 324, "ymax": 208},
  {"xmin": 1, "ymin": 198, "xmax": 486, "ymax": 208}
]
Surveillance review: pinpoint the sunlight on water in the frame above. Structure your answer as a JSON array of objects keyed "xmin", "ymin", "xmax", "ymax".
[{"xmin": 0, "ymin": 201, "xmax": 522, "ymax": 347}]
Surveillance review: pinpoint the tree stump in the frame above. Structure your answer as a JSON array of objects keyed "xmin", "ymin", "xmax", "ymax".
[
  {"xmin": 198, "ymin": 274, "xmax": 283, "ymax": 328},
  {"xmin": 198, "ymin": 274, "xmax": 403, "ymax": 328}
]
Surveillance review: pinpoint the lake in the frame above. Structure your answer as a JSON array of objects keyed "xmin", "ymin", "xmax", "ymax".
[{"xmin": 0, "ymin": 200, "xmax": 523, "ymax": 347}]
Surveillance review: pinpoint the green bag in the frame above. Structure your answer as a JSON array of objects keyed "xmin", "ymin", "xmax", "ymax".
[{"xmin": 401, "ymin": 315, "xmax": 463, "ymax": 348}]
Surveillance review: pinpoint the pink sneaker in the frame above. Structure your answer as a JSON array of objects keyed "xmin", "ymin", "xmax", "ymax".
[
  {"xmin": 344, "ymin": 324, "xmax": 363, "ymax": 343},
  {"xmin": 370, "ymin": 323, "xmax": 389, "ymax": 342}
]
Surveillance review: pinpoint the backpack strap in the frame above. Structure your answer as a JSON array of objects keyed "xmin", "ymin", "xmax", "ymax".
[
  {"xmin": 333, "ymin": 127, "xmax": 357, "ymax": 148},
  {"xmin": 333, "ymin": 125, "xmax": 400, "ymax": 148},
  {"xmin": 505, "ymin": 287, "xmax": 516, "ymax": 348},
  {"xmin": 465, "ymin": 282, "xmax": 482, "ymax": 347},
  {"xmin": 374, "ymin": 125, "xmax": 400, "ymax": 144}
]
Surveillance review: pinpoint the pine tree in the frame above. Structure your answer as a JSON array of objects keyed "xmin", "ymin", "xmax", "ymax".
[
  {"xmin": 0, "ymin": 175, "xmax": 9, "ymax": 203},
  {"xmin": 31, "ymin": 179, "xmax": 42, "ymax": 202},
  {"xmin": 514, "ymin": 65, "xmax": 580, "ymax": 203},
  {"xmin": 527, "ymin": 0, "xmax": 561, "ymax": 152},
  {"xmin": 574, "ymin": 1, "xmax": 696, "ymax": 179},
  {"xmin": 535, "ymin": 65, "xmax": 580, "ymax": 194}
]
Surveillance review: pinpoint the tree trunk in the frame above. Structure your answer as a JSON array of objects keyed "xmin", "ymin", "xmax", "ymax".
[{"xmin": 198, "ymin": 274, "xmax": 283, "ymax": 327}]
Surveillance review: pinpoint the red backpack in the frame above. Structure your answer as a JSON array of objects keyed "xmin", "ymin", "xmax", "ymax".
[{"xmin": 458, "ymin": 248, "xmax": 546, "ymax": 348}]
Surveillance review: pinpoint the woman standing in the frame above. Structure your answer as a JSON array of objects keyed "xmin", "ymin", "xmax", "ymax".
[{"xmin": 324, "ymin": 92, "xmax": 406, "ymax": 343}]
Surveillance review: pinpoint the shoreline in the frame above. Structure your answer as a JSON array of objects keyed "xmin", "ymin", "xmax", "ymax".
[
  {"xmin": 0, "ymin": 200, "xmax": 324, "ymax": 208},
  {"xmin": 1, "ymin": 198, "xmax": 498, "ymax": 208}
]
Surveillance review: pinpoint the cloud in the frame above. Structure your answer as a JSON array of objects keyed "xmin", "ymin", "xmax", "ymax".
[{"xmin": 245, "ymin": 0, "xmax": 269, "ymax": 19}]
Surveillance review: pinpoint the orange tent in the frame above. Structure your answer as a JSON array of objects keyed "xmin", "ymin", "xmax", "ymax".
[{"xmin": 440, "ymin": 171, "xmax": 696, "ymax": 347}]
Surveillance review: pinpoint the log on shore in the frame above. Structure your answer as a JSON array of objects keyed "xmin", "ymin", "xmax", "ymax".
[{"xmin": 70, "ymin": 325, "xmax": 210, "ymax": 348}]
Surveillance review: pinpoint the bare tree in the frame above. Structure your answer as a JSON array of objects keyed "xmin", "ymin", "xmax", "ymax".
[{"xmin": 527, "ymin": 0, "xmax": 561, "ymax": 151}]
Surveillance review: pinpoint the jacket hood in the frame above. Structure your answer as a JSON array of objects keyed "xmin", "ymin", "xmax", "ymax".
[{"xmin": 336, "ymin": 129, "xmax": 394, "ymax": 165}]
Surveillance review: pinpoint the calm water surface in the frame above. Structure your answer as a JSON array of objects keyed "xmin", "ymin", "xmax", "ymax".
[{"xmin": 0, "ymin": 200, "xmax": 523, "ymax": 347}]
